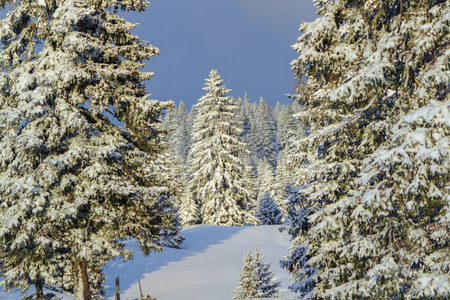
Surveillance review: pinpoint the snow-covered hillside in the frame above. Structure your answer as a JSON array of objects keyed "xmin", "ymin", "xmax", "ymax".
[{"xmin": 1, "ymin": 225, "xmax": 296, "ymax": 300}]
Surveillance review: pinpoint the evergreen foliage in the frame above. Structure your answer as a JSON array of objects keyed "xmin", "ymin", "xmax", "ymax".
[
  {"xmin": 233, "ymin": 248, "xmax": 280, "ymax": 299},
  {"xmin": 237, "ymin": 94, "xmax": 253, "ymax": 144},
  {"xmin": 276, "ymin": 103, "xmax": 304, "ymax": 153},
  {"xmin": 279, "ymin": 185, "xmax": 315, "ymax": 296},
  {"xmin": 162, "ymin": 101, "xmax": 193, "ymax": 163},
  {"xmin": 274, "ymin": 104, "xmax": 306, "ymax": 195},
  {"xmin": 172, "ymin": 158, "xmax": 201, "ymax": 226},
  {"xmin": 172, "ymin": 101, "xmax": 193, "ymax": 163},
  {"xmin": 0, "ymin": 0, "xmax": 182, "ymax": 298},
  {"xmin": 284, "ymin": 0, "xmax": 449, "ymax": 298},
  {"xmin": 256, "ymin": 159, "xmax": 277, "ymax": 201},
  {"xmin": 177, "ymin": 188, "xmax": 201, "ymax": 226},
  {"xmin": 248, "ymin": 97, "xmax": 277, "ymax": 168},
  {"xmin": 188, "ymin": 70, "xmax": 258, "ymax": 226},
  {"xmin": 255, "ymin": 191, "xmax": 282, "ymax": 225},
  {"xmin": 311, "ymin": 100, "xmax": 449, "ymax": 299}
]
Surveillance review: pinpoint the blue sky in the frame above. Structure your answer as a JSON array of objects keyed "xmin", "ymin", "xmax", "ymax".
[
  {"xmin": 0, "ymin": 1, "xmax": 317, "ymax": 109},
  {"xmin": 125, "ymin": 0, "xmax": 317, "ymax": 109}
]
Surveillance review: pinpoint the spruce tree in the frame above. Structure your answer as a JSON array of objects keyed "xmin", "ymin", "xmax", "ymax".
[
  {"xmin": 237, "ymin": 93, "xmax": 254, "ymax": 143},
  {"xmin": 275, "ymin": 104, "xmax": 305, "ymax": 196},
  {"xmin": 255, "ymin": 159, "xmax": 284, "ymax": 219},
  {"xmin": 0, "ymin": 0, "xmax": 181, "ymax": 299},
  {"xmin": 255, "ymin": 191, "xmax": 283, "ymax": 225},
  {"xmin": 256, "ymin": 159, "xmax": 277, "ymax": 201},
  {"xmin": 232, "ymin": 252, "xmax": 255, "ymax": 300},
  {"xmin": 173, "ymin": 100, "xmax": 193, "ymax": 163},
  {"xmin": 172, "ymin": 158, "xmax": 201, "ymax": 226},
  {"xmin": 161, "ymin": 104, "xmax": 178, "ymax": 156},
  {"xmin": 189, "ymin": 70, "xmax": 258, "ymax": 226},
  {"xmin": 276, "ymin": 104, "xmax": 303, "ymax": 154},
  {"xmin": 236, "ymin": 94, "xmax": 256, "ymax": 171},
  {"xmin": 251, "ymin": 249, "xmax": 281, "ymax": 299},
  {"xmin": 233, "ymin": 248, "xmax": 280, "ymax": 299},
  {"xmin": 163, "ymin": 100, "xmax": 193, "ymax": 163},
  {"xmin": 279, "ymin": 185, "xmax": 315, "ymax": 296},
  {"xmin": 178, "ymin": 188, "xmax": 201, "ymax": 226},
  {"xmin": 311, "ymin": 100, "xmax": 449, "ymax": 298},
  {"xmin": 273, "ymin": 101, "xmax": 283, "ymax": 124},
  {"xmin": 248, "ymin": 97, "xmax": 277, "ymax": 168},
  {"xmin": 284, "ymin": 0, "xmax": 449, "ymax": 298}
]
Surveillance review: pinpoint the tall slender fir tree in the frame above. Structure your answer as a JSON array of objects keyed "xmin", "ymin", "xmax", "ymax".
[{"xmin": 188, "ymin": 70, "xmax": 258, "ymax": 226}]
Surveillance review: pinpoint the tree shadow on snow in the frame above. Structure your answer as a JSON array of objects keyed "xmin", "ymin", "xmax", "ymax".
[{"xmin": 103, "ymin": 225, "xmax": 245, "ymax": 299}]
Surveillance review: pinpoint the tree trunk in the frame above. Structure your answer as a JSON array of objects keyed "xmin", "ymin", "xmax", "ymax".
[
  {"xmin": 72, "ymin": 258, "xmax": 92, "ymax": 300},
  {"xmin": 35, "ymin": 278, "xmax": 45, "ymax": 300}
]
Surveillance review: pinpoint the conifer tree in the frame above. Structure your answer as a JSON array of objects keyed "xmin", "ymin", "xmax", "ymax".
[
  {"xmin": 161, "ymin": 105, "xmax": 178, "ymax": 155},
  {"xmin": 279, "ymin": 185, "xmax": 315, "ymax": 296},
  {"xmin": 171, "ymin": 101, "xmax": 192, "ymax": 163},
  {"xmin": 255, "ymin": 191, "xmax": 283, "ymax": 225},
  {"xmin": 311, "ymin": 99, "xmax": 450, "ymax": 299},
  {"xmin": 233, "ymin": 248, "xmax": 280, "ymax": 299},
  {"xmin": 248, "ymin": 97, "xmax": 277, "ymax": 168},
  {"xmin": 284, "ymin": 0, "xmax": 449, "ymax": 298},
  {"xmin": 237, "ymin": 93, "xmax": 254, "ymax": 143},
  {"xmin": 189, "ymin": 70, "xmax": 258, "ymax": 226},
  {"xmin": 273, "ymin": 101, "xmax": 283, "ymax": 124},
  {"xmin": 178, "ymin": 188, "xmax": 201, "ymax": 226},
  {"xmin": 256, "ymin": 159, "xmax": 277, "ymax": 201},
  {"xmin": 0, "ymin": 0, "xmax": 181, "ymax": 298},
  {"xmin": 172, "ymin": 158, "xmax": 201, "ymax": 226},
  {"xmin": 232, "ymin": 252, "xmax": 255, "ymax": 300},
  {"xmin": 275, "ymin": 104, "xmax": 305, "ymax": 195},
  {"xmin": 236, "ymin": 94, "xmax": 256, "ymax": 169}
]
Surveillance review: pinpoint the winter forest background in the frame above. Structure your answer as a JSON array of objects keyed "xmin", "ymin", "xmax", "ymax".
[{"xmin": 0, "ymin": 0, "xmax": 449, "ymax": 300}]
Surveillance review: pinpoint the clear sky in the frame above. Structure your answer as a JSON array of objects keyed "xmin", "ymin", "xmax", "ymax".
[{"xmin": 124, "ymin": 0, "xmax": 317, "ymax": 109}]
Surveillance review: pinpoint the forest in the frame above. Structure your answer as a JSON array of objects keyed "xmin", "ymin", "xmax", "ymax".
[{"xmin": 0, "ymin": 0, "xmax": 448, "ymax": 299}]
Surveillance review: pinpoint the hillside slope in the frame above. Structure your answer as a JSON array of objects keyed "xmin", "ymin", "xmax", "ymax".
[{"xmin": 1, "ymin": 225, "xmax": 295, "ymax": 300}]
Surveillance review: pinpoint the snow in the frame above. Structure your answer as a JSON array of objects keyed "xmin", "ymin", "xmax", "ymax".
[
  {"xmin": 105, "ymin": 225, "xmax": 295, "ymax": 300},
  {"xmin": 0, "ymin": 225, "xmax": 296, "ymax": 300}
]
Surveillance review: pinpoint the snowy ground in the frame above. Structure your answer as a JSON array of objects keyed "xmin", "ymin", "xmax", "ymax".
[{"xmin": 1, "ymin": 225, "xmax": 297, "ymax": 300}]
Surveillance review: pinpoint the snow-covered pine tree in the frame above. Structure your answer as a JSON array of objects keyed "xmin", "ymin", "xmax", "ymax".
[
  {"xmin": 251, "ymin": 248, "xmax": 281, "ymax": 299},
  {"xmin": 163, "ymin": 100, "xmax": 193, "ymax": 163},
  {"xmin": 0, "ymin": 0, "xmax": 181, "ymax": 298},
  {"xmin": 233, "ymin": 248, "xmax": 280, "ymax": 299},
  {"xmin": 276, "ymin": 104, "xmax": 304, "ymax": 154},
  {"xmin": 247, "ymin": 97, "xmax": 277, "ymax": 168},
  {"xmin": 255, "ymin": 191, "xmax": 282, "ymax": 225},
  {"xmin": 237, "ymin": 93, "xmax": 254, "ymax": 143},
  {"xmin": 256, "ymin": 159, "xmax": 277, "ymax": 201},
  {"xmin": 236, "ymin": 94, "xmax": 256, "ymax": 170},
  {"xmin": 161, "ymin": 104, "xmax": 178, "ymax": 155},
  {"xmin": 232, "ymin": 252, "xmax": 255, "ymax": 300},
  {"xmin": 273, "ymin": 101, "xmax": 283, "ymax": 124},
  {"xmin": 148, "ymin": 152, "xmax": 184, "ymax": 250},
  {"xmin": 284, "ymin": 0, "xmax": 449, "ymax": 298},
  {"xmin": 310, "ymin": 100, "xmax": 450, "ymax": 299},
  {"xmin": 256, "ymin": 159, "xmax": 284, "ymax": 221},
  {"xmin": 173, "ymin": 100, "xmax": 193, "ymax": 163},
  {"xmin": 171, "ymin": 157, "xmax": 201, "ymax": 226},
  {"xmin": 189, "ymin": 70, "xmax": 258, "ymax": 226},
  {"xmin": 178, "ymin": 187, "xmax": 201, "ymax": 226},
  {"xmin": 279, "ymin": 184, "xmax": 315, "ymax": 296},
  {"xmin": 275, "ymin": 104, "xmax": 305, "ymax": 195}
]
